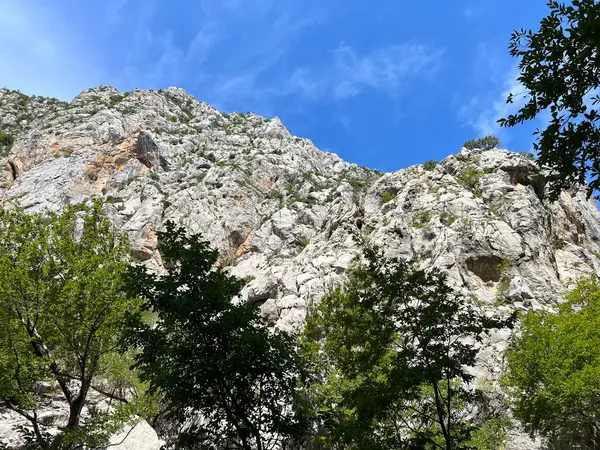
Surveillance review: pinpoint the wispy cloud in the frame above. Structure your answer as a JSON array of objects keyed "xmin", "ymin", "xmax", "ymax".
[
  {"xmin": 332, "ymin": 43, "xmax": 443, "ymax": 100},
  {"xmin": 458, "ymin": 42, "xmax": 528, "ymax": 139},
  {"xmin": 459, "ymin": 67, "xmax": 526, "ymax": 137},
  {"xmin": 0, "ymin": 0, "xmax": 442, "ymax": 117},
  {"xmin": 207, "ymin": 41, "xmax": 443, "ymax": 115}
]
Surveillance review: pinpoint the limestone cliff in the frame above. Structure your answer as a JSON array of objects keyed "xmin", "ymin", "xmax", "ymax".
[{"xmin": 2, "ymin": 85, "xmax": 600, "ymax": 449}]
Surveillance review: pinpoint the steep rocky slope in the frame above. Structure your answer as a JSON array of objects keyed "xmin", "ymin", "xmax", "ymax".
[{"xmin": 2, "ymin": 86, "xmax": 600, "ymax": 449}]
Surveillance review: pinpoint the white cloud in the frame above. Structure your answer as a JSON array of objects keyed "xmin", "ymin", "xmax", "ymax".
[
  {"xmin": 253, "ymin": 43, "xmax": 443, "ymax": 105},
  {"xmin": 460, "ymin": 67, "xmax": 526, "ymax": 137},
  {"xmin": 458, "ymin": 42, "xmax": 530, "ymax": 140},
  {"xmin": 332, "ymin": 43, "xmax": 443, "ymax": 100},
  {"xmin": 185, "ymin": 26, "xmax": 217, "ymax": 65}
]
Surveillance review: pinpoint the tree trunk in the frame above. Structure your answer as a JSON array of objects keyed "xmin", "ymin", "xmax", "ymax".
[{"xmin": 432, "ymin": 382, "xmax": 451, "ymax": 450}]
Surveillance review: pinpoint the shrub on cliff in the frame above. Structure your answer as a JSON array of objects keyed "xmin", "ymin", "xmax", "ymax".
[{"xmin": 463, "ymin": 135, "xmax": 501, "ymax": 151}]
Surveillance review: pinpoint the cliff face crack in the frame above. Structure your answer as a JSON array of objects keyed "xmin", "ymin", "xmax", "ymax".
[{"xmin": 7, "ymin": 160, "xmax": 17, "ymax": 181}]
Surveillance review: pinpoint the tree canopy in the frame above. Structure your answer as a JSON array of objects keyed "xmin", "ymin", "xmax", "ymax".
[
  {"xmin": 499, "ymin": 0, "xmax": 600, "ymax": 200},
  {"xmin": 301, "ymin": 247, "xmax": 512, "ymax": 450},
  {"xmin": 0, "ymin": 201, "xmax": 152, "ymax": 449},
  {"xmin": 124, "ymin": 221, "xmax": 306, "ymax": 450},
  {"xmin": 463, "ymin": 136, "xmax": 502, "ymax": 152},
  {"xmin": 503, "ymin": 278, "xmax": 600, "ymax": 449}
]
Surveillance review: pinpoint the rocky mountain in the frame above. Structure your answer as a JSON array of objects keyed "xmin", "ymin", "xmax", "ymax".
[{"xmin": 2, "ymin": 85, "xmax": 600, "ymax": 449}]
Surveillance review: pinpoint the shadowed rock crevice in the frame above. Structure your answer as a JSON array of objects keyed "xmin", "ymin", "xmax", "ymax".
[
  {"xmin": 135, "ymin": 132, "xmax": 162, "ymax": 170},
  {"xmin": 465, "ymin": 255, "xmax": 504, "ymax": 282},
  {"xmin": 502, "ymin": 165, "xmax": 546, "ymax": 200},
  {"xmin": 6, "ymin": 160, "xmax": 17, "ymax": 182}
]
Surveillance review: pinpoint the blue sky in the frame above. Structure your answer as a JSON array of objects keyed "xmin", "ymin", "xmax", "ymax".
[{"xmin": 0, "ymin": 0, "xmax": 550, "ymax": 172}]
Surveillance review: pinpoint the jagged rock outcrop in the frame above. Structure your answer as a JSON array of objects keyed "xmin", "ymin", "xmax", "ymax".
[{"xmin": 2, "ymin": 85, "xmax": 600, "ymax": 449}]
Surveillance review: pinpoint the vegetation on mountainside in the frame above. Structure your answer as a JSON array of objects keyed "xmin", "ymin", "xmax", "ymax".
[
  {"xmin": 423, "ymin": 159, "xmax": 439, "ymax": 171},
  {"xmin": 0, "ymin": 201, "xmax": 154, "ymax": 449},
  {"xmin": 0, "ymin": 130, "xmax": 14, "ymax": 157},
  {"xmin": 0, "ymin": 184, "xmax": 598, "ymax": 449},
  {"xmin": 499, "ymin": 0, "xmax": 600, "ymax": 200},
  {"xmin": 504, "ymin": 278, "xmax": 600, "ymax": 449},
  {"xmin": 123, "ymin": 222, "xmax": 306, "ymax": 450},
  {"xmin": 456, "ymin": 167, "xmax": 484, "ymax": 192},
  {"xmin": 381, "ymin": 190, "xmax": 397, "ymax": 203},
  {"xmin": 463, "ymin": 136, "xmax": 501, "ymax": 152},
  {"xmin": 300, "ymin": 247, "xmax": 513, "ymax": 450}
]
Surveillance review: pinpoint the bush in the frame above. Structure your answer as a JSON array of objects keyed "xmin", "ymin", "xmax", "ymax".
[
  {"xmin": 463, "ymin": 135, "xmax": 501, "ymax": 151},
  {"xmin": 457, "ymin": 167, "xmax": 483, "ymax": 190},
  {"xmin": 423, "ymin": 159, "xmax": 439, "ymax": 171},
  {"xmin": 518, "ymin": 150, "xmax": 535, "ymax": 160},
  {"xmin": 0, "ymin": 130, "xmax": 14, "ymax": 156},
  {"xmin": 381, "ymin": 191, "xmax": 397, "ymax": 203},
  {"xmin": 412, "ymin": 210, "xmax": 432, "ymax": 228},
  {"xmin": 440, "ymin": 211, "xmax": 457, "ymax": 226},
  {"xmin": 298, "ymin": 235, "xmax": 310, "ymax": 248}
]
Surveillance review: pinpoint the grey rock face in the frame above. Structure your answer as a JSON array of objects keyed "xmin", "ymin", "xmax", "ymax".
[{"xmin": 2, "ymin": 86, "xmax": 600, "ymax": 449}]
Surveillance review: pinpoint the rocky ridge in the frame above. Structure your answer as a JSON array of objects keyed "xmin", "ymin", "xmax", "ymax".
[{"xmin": 2, "ymin": 85, "xmax": 600, "ymax": 449}]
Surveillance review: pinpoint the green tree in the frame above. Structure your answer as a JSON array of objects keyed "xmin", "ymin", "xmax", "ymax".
[
  {"xmin": 0, "ymin": 201, "xmax": 152, "ymax": 449},
  {"xmin": 503, "ymin": 278, "xmax": 600, "ymax": 449},
  {"xmin": 498, "ymin": 0, "xmax": 600, "ymax": 200},
  {"xmin": 463, "ymin": 136, "xmax": 501, "ymax": 151},
  {"xmin": 124, "ymin": 221, "xmax": 306, "ymax": 450},
  {"xmin": 301, "ymin": 248, "xmax": 511, "ymax": 450},
  {"xmin": 0, "ymin": 130, "xmax": 14, "ymax": 157}
]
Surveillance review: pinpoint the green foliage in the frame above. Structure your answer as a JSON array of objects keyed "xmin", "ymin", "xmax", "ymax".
[
  {"xmin": 337, "ymin": 167, "xmax": 380, "ymax": 196},
  {"xmin": 0, "ymin": 201, "xmax": 150, "ymax": 449},
  {"xmin": 463, "ymin": 136, "xmax": 501, "ymax": 151},
  {"xmin": 298, "ymin": 235, "xmax": 310, "ymax": 248},
  {"xmin": 301, "ymin": 247, "xmax": 512, "ymax": 450},
  {"xmin": 518, "ymin": 150, "xmax": 535, "ymax": 161},
  {"xmin": 498, "ymin": 0, "xmax": 600, "ymax": 200},
  {"xmin": 457, "ymin": 167, "xmax": 484, "ymax": 191},
  {"xmin": 440, "ymin": 210, "xmax": 457, "ymax": 226},
  {"xmin": 124, "ymin": 222, "xmax": 306, "ymax": 450},
  {"xmin": 496, "ymin": 259, "xmax": 512, "ymax": 294},
  {"xmin": 109, "ymin": 93, "xmax": 126, "ymax": 106},
  {"xmin": 0, "ymin": 130, "xmax": 14, "ymax": 156},
  {"xmin": 412, "ymin": 210, "xmax": 432, "ymax": 228},
  {"xmin": 467, "ymin": 418, "xmax": 511, "ymax": 450},
  {"xmin": 503, "ymin": 278, "xmax": 600, "ymax": 448},
  {"xmin": 265, "ymin": 189, "xmax": 284, "ymax": 201},
  {"xmin": 423, "ymin": 159, "xmax": 439, "ymax": 170},
  {"xmin": 380, "ymin": 190, "xmax": 397, "ymax": 203}
]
